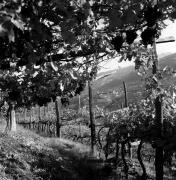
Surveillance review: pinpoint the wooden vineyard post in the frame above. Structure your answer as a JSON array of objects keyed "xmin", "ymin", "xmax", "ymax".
[
  {"xmin": 155, "ymin": 95, "xmax": 163, "ymax": 180},
  {"xmin": 122, "ymin": 82, "xmax": 132, "ymax": 158},
  {"xmin": 153, "ymin": 40, "xmax": 164, "ymax": 180},
  {"xmin": 123, "ymin": 81, "xmax": 128, "ymax": 108},
  {"xmin": 55, "ymin": 97, "xmax": 61, "ymax": 138},
  {"xmin": 152, "ymin": 37, "xmax": 175, "ymax": 180},
  {"xmin": 88, "ymin": 80, "xmax": 96, "ymax": 156},
  {"xmin": 10, "ymin": 103, "xmax": 16, "ymax": 132},
  {"xmin": 78, "ymin": 95, "xmax": 81, "ymax": 114},
  {"xmin": 38, "ymin": 106, "xmax": 41, "ymax": 121}
]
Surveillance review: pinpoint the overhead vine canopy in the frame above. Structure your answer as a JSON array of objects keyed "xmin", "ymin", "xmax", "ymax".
[
  {"xmin": 1, "ymin": 0, "xmax": 176, "ymax": 61},
  {"xmin": 0, "ymin": 0, "xmax": 176, "ymax": 106}
]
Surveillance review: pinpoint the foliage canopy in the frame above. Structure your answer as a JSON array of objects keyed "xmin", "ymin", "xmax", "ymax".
[{"xmin": 0, "ymin": 0, "xmax": 176, "ymax": 105}]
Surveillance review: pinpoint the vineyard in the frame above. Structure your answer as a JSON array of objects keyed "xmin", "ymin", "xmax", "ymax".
[
  {"xmin": 1, "ymin": 0, "xmax": 176, "ymax": 180},
  {"xmin": 11, "ymin": 97, "xmax": 176, "ymax": 179}
]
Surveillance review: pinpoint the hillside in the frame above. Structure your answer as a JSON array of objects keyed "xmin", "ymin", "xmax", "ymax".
[
  {"xmin": 70, "ymin": 53, "xmax": 176, "ymax": 110},
  {"xmin": 95, "ymin": 53, "xmax": 176, "ymax": 92},
  {"xmin": 159, "ymin": 53, "xmax": 176, "ymax": 67},
  {"xmin": 0, "ymin": 121, "xmax": 112, "ymax": 180}
]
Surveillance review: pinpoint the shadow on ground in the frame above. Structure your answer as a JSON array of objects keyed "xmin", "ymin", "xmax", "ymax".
[{"xmin": 0, "ymin": 123, "xmax": 112, "ymax": 180}]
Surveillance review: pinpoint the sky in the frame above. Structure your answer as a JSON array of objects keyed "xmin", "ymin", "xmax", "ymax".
[{"xmin": 99, "ymin": 21, "xmax": 176, "ymax": 72}]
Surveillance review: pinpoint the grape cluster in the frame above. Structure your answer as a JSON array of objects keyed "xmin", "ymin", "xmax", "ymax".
[
  {"xmin": 61, "ymin": 96, "xmax": 69, "ymax": 107},
  {"xmin": 75, "ymin": 81, "xmax": 86, "ymax": 95},
  {"xmin": 141, "ymin": 27, "xmax": 158, "ymax": 46},
  {"xmin": 111, "ymin": 35, "xmax": 123, "ymax": 52},
  {"xmin": 126, "ymin": 30, "xmax": 137, "ymax": 45},
  {"xmin": 9, "ymin": 90, "xmax": 20, "ymax": 101},
  {"xmin": 144, "ymin": 5, "xmax": 162, "ymax": 27}
]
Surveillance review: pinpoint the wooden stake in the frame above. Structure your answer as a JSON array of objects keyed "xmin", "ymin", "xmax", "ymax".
[
  {"xmin": 10, "ymin": 103, "xmax": 16, "ymax": 132},
  {"xmin": 78, "ymin": 95, "xmax": 81, "ymax": 113},
  {"xmin": 153, "ymin": 40, "xmax": 164, "ymax": 180},
  {"xmin": 55, "ymin": 97, "xmax": 61, "ymax": 138},
  {"xmin": 123, "ymin": 81, "xmax": 128, "ymax": 107},
  {"xmin": 88, "ymin": 80, "xmax": 96, "ymax": 155}
]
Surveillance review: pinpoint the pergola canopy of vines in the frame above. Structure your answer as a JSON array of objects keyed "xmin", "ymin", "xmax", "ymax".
[{"xmin": 0, "ymin": 0, "xmax": 175, "ymax": 106}]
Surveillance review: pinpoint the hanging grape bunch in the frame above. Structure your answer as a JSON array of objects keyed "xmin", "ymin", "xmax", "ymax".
[
  {"xmin": 8, "ymin": 90, "xmax": 21, "ymax": 101},
  {"xmin": 141, "ymin": 27, "xmax": 159, "ymax": 46},
  {"xmin": 126, "ymin": 30, "xmax": 138, "ymax": 45},
  {"xmin": 75, "ymin": 81, "xmax": 86, "ymax": 95},
  {"xmin": 141, "ymin": 5, "xmax": 162, "ymax": 46},
  {"xmin": 111, "ymin": 35, "xmax": 123, "ymax": 52},
  {"xmin": 144, "ymin": 5, "xmax": 162, "ymax": 27},
  {"xmin": 61, "ymin": 96, "xmax": 69, "ymax": 107}
]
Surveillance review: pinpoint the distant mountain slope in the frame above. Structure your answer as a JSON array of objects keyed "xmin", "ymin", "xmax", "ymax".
[
  {"xmin": 159, "ymin": 53, "xmax": 176, "ymax": 67},
  {"xmin": 95, "ymin": 53, "xmax": 176, "ymax": 92},
  {"xmin": 94, "ymin": 66, "xmax": 140, "ymax": 92},
  {"xmin": 70, "ymin": 53, "xmax": 176, "ymax": 110}
]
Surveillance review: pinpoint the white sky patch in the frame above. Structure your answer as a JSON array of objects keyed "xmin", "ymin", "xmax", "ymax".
[{"xmin": 156, "ymin": 21, "xmax": 176, "ymax": 55}]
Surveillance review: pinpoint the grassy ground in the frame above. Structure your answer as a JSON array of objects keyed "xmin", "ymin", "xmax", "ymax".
[
  {"xmin": 2, "ymin": 119, "xmax": 176, "ymax": 180},
  {"xmin": 0, "ymin": 121, "xmax": 112, "ymax": 180}
]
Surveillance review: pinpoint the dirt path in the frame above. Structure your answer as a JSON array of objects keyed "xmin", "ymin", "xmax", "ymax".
[{"xmin": 0, "ymin": 122, "xmax": 112, "ymax": 180}]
